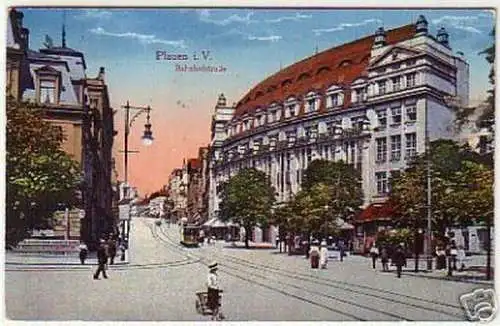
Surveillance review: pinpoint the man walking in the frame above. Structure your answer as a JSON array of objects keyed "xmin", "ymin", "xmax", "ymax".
[
  {"xmin": 207, "ymin": 262, "xmax": 223, "ymax": 320},
  {"xmin": 393, "ymin": 243, "xmax": 406, "ymax": 278},
  {"xmin": 93, "ymin": 239, "xmax": 108, "ymax": 280},
  {"xmin": 370, "ymin": 243, "xmax": 379, "ymax": 269},
  {"xmin": 108, "ymin": 237, "xmax": 117, "ymax": 265}
]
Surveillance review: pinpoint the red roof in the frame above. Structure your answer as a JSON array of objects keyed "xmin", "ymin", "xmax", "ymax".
[
  {"xmin": 234, "ymin": 24, "xmax": 416, "ymax": 119},
  {"xmin": 356, "ymin": 200, "xmax": 399, "ymax": 223}
]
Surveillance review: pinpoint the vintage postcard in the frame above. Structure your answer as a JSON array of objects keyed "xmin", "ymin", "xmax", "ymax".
[{"xmin": 3, "ymin": 2, "xmax": 497, "ymax": 323}]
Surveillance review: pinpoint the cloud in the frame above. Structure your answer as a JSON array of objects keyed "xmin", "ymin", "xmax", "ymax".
[
  {"xmin": 266, "ymin": 12, "xmax": 312, "ymax": 23},
  {"xmin": 198, "ymin": 9, "xmax": 256, "ymax": 26},
  {"xmin": 431, "ymin": 15, "xmax": 487, "ymax": 34},
  {"xmin": 313, "ymin": 18, "xmax": 382, "ymax": 35},
  {"xmin": 248, "ymin": 35, "xmax": 282, "ymax": 42},
  {"xmin": 75, "ymin": 9, "xmax": 113, "ymax": 20},
  {"xmin": 90, "ymin": 27, "xmax": 186, "ymax": 48}
]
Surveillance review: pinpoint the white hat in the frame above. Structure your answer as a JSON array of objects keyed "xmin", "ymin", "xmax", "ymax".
[{"xmin": 321, "ymin": 240, "xmax": 327, "ymax": 246}]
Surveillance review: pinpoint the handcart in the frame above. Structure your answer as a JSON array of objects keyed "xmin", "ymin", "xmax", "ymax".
[{"xmin": 195, "ymin": 290, "xmax": 225, "ymax": 320}]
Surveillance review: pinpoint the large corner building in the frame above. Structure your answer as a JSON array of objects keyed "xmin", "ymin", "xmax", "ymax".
[{"xmin": 208, "ymin": 16, "xmax": 469, "ymax": 242}]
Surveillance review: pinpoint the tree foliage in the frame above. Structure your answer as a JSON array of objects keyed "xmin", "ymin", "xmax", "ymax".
[
  {"xmin": 6, "ymin": 97, "xmax": 82, "ymax": 245},
  {"xmin": 218, "ymin": 168, "xmax": 276, "ymax": 248},
  {"xmin": 390, "ymin": 139, "xmax": 493, "ymax": 238},
  {"xmin": 303, "ymin": 159, "xmax": 363, "ymax": 221}
]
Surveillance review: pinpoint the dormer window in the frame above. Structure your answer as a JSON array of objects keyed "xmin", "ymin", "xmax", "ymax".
[
  {"xmin": 40, "ymin": 80, "xmax": 56, "ymax": 104},
  {"xmin": 307, "ymin": 98, "xmax": 316, "ymax": 113},
  {"xmin": 329, "ymin": 93, "xmax": 343, "ymax": 107},
  {"xmin": 287, "ymin": 104, "xmax": 296, "ymax": 118}
]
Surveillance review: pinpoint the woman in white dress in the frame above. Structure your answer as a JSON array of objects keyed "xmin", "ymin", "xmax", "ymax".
[{"xmin": 319, "ymin": 240, "xmax": 328, "ymax": 269}]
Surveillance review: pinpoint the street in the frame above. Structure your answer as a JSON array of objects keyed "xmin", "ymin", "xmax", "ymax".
[{"xmin": 5, "ymin": 217, "xmax": 485, "ymax": 321}]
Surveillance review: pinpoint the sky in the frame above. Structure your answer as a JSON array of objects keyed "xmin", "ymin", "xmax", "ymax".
[{"xmin": 19, "ymin": 7, "xmax": 496, "ymax": 196}]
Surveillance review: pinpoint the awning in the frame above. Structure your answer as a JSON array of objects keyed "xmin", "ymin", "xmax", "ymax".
[
  {"xmin": 355, "ymin": 200, "xmax": 398, "ymax": 224},
  {"xmin": 203, "ymin": 218, "xmax": 237, "ymax": 228}
]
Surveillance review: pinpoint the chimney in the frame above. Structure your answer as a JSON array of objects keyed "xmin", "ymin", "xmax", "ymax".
[{"xmin": 98, "ymin": 67, "xmax": 105, "ymax": 81}]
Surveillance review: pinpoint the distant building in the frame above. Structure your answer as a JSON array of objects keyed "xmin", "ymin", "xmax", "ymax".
[{"xmin": 166, "ymin": 168, "xmax": 187, "ymax": 223}]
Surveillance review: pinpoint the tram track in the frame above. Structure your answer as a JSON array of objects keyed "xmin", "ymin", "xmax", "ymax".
[{"xmin": 154, "ymin": 222, "xmax": 464, "ymax": 321}]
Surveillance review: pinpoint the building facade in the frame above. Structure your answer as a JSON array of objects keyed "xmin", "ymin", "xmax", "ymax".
[
  {"xmin": 7, "ymin": 9, "xmax": 116, "ymax": 245},
  {"xmin": 208, "ymin": 16, "xmax": 469, "ymax": 242},
  {"xmin": 166, "ymin": 168, "xmax": 188, "ymax": 223}
]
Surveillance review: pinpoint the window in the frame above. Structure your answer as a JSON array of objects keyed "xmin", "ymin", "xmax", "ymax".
[
  {"xmin": 377, "ymin": 110, "xmax": 387, "ymax": 128},
  {"xmin": 405, "ymin": 133, "xmax": 417, "ymax": 159},
  {"xmin": 268, "ymin": 111, "xmax": 275, "ymax": 123},
  {"xmin": 40, "ymin": 80, "xmax": 56, "ymax": 104},
  {"xmin": 392, "ymin": 77, "xmax": 401, "ymax": 92},
  {"xmin": 274, "ymin": 110, "xmax": 280, "ymax": 121},
  {"xmin": 391, "ymin": 107, "xmax": 402, "ymax": 125},
  {"xmin": 287, "ymin": 104, "xmax": 296, "ymax": 117},
  {"xmin": 406, "ymin": 106, "xmax": 417, "ymax": 122},
  {"xmin": 390, "ymin": 135, "xmax": 401, "ymax": 161},
  {"xmin": 376, "ymin": 171, "xmax": 388, "ymax": 195},
  {"xmin": 406, "ymin": 73, "xmax": 416, "ymax": 88},
  {"xmin": 260, "ymin": 115, "xmax": 266, "ymax": 126},
  {"xmin": 307, "ymin": 99, "xmax": 316, "ymax": 112},
  {"xmin": 330, "ymin": 93, "xmax": 340, "ymax": 107},
  {"xmin": 287, "ymin": 131, "xmax": 296, "ymax": 144},
  {"xmin": 378, "ymin": 81, "xmax": 386, "ymax": 95},
  {"xmin": 376, "ymin": 137, "xmax": 387, "ymax": 163}
]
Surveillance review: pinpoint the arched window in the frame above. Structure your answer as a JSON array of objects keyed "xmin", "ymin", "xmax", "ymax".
[
  {"xmin": 316, "ymin": 66, "xmax": 331, "ymax": 75},
  {"xmin": 338, "ymin": 60, "xmax": 352, "ymax": 68},
  {"xmin": 281, "ymin": 79, "xmax": 292, "ymax": 87},
  {"xmin": 297, "ymin": 72, "xmax": 310, "ymax": 81}
]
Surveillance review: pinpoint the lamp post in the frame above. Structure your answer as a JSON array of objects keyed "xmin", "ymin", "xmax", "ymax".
[
  {"xmin": 323, "ymin": 205, "xmax": 329, "ymax": 241},
  {"xmin": 120, "ymin": 100, "xmax": 154, "ymax": 243}
]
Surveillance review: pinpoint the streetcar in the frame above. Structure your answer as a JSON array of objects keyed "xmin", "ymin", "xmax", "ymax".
[{"xmin": 180, "ymin": 224, "xmax": 200, "ymax": 247}]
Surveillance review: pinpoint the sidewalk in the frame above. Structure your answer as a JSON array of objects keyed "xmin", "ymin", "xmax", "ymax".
[
  {"xmin": 364, "ymin": 255, "xmax": 494, "ymax": 285},
  {"xmin": 224, "ymin": 241, "xmax": 275, "ymax": 249},
  {"xmin": 5, "ymin": 251, "xmax": 129, "ymax": 266}
]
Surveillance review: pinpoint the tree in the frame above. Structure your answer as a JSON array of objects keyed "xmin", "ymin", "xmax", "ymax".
[
  {"xmin": 6, "ymin": 97, "xmax": 82, "ymax": 245},
  {"xmin": 390, "ymin": 140, "xmax": 493, "ymax": 238},
  {"xmin": 290, "ymin": 183, "xmax": 332, "ymax": 239},
  {"xmin": 302, "ymin": 159, "xmax": 363, "ymax": 224},
  {"xmin": 218, "ymin": 168, "xmax": 276, "ymax": 248}
]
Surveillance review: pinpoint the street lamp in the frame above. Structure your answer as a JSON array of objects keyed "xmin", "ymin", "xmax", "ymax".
[{"xmin": 120, "ymin": 100, "xmax": 154, "ymax": 243}]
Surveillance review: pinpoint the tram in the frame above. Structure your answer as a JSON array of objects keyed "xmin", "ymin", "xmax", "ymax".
[{"xmin": 180, "ymin": 224, "xmax": 200, "ymax": 247}]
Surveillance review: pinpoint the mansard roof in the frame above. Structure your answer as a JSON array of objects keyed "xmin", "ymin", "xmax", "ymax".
[{"xmin": 233, "ymin": 24, "xmax": 416, "ymax": 119}]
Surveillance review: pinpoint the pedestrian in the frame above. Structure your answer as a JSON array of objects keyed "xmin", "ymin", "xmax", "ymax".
[
  {"xmin": 319, "ymin": 240, "xmax": 328, "ymax": 269},
  {"xmin": 380, "ymin": 246, "xmax": 389, "ymax": 272},
  {"xmin": 370, "ymin": 243, "xmax": 379, "ymax": 269},
  {"xmin": 199, "ymin": 229, "xmax": 205, "ymax": 246},
  {"xmin": 436, "ymin": 246, "xmax": 446, "ymax": 270},
  {"xmin": 119, "ymin": 240, "xmax": 126, "ymax": 262},
  {"xmin": 338, "ymin": 239, "xmax": 345, "ymax": 262},
  {"xmin": 79, "ymin": 241, "xmax": 88, "ymax": 265},
  {"xmin": 457, "ymin": 245, "xmax": 466, "ymax": 271},
  {"xmin": 309, "ymin": 240, "xmax": 320, "ymax": 269},
  {"xmin": 450, "ymin": 241, "xmax": 458, "ymax": 271},
  {"xmin": 207, "ymin": 262, "xmax": 222, "ymax": 321},
  {"xmin": 108, "ymin": 238, "xmax": 117, "ymax": 265},
  {"xmin": 93, "ymin": 239, "xmax": 108, "ymax": 280},
  {"xmin": 393, "ymin": 243, "xmax": 406, "ymax": 278}
]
